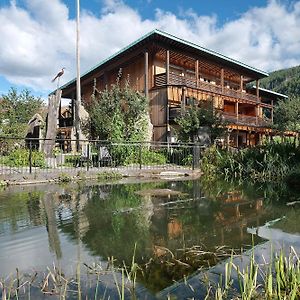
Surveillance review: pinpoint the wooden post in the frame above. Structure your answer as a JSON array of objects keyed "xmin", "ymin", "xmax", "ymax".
[
  {"xmin": 181, "ymin": 87, "xmax": 186, "ymax": 113},
  {"xmin": 271, "ymin": 100, "xmax": 274, "ymax": 124},
  {"xmin": 44, "ymin": 90, "xmax": 61, "ymax": 164},
  {"xmin": 256, "ymin": 79, "xmax": 260, "ymax": 101},
  {"xmin": 240, "ymin": 75, "xmax": 243, "ymax": 91},
  {"xmin": 236, "ymin": 130, "xmax": 239, "ymax": 148},
  {"xmin": 235, "ymin": 101, "xmax": 239, "ymax": 123},
  {"xmin": 248, "ymin": 131, "xmax": 251, "ymax": 146},
  {"xmin": 195, "ymin": 60, "xmax": 199, "ymax": 88},
  {"xmin": 166, "ymin": 50, "xmax": 170, "ymax": 85},
  {"xmin": 152, "ymin": 65, "xmax": 155, "ymax": 88},
  {"xmin": 221, "ymin": 68, "xmax": 224, "ymax": 92},
  {"xmin": 145, "ymin": 51, "xmax": 149, "ymax": 99},
  {"xmin": 256, "ymin": 104, "xmax": 260, "ymax": 125}
]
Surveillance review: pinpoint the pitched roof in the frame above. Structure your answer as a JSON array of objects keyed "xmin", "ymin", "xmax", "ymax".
[
  {"xmin": 54, "ymin": 29, "xmax": 269, "ymax": 96},
  {"xmin": 251, "ymin": 86, "xmax": 288, "ymax": 99}
]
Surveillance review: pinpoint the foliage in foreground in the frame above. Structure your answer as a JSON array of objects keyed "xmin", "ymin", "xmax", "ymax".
[
  {"xmin": 0, "ymin": 88, "xmax": 44, "ymax": 154},
  {"xmin": 206, "ymin": 247, "xmax": 300, "ymax": 300},
  {"xmin": 1, "ymin": 246, "xmax": 299, "ymax": 300},
  {"xmin": 175, "ymin": 101, "xmax": 226, "ymax": 143},
  {"xmin": 0, "ymin": 148, "xmax": 45, "ymax": 168},
  {"xmin": 85, "ymin": 75, "xmax": 149, "ymax": 165},
  {"xmin": 201, "ymin": 142, "xmax": 300, "ymax": 182}
]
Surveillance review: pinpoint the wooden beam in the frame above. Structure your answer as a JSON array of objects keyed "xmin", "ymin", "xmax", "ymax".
[
  {"xmin": 221, "ymin": 68, "xmax": 224, "ymax": 92},
  {"xmin": 195, "ymin": 60, "xmax": 199, "ymax": 88},
  {"xmin": 240, "ymin": 75, "xmax": 243, "ymax": 91},
  {"xmin": 44, "ymin": 90, "xmax": 61, "ymax": 159},
  {"xmin": 145, "ymin": 51, "xmax": 149, "ymax": 99},
  {"xmin": 255, "ymin": 104, "xmax": 259, "ymax": 125},
  {"xmin": 235, "ymin": 101, "xmax": 239, "ymax": 123},
  {"xmin": 181, "ymin": 87, "xmax": 186, "ymax": 113},
  {"xmin": 271, "ymin": 100, "xmax": 274, "ymax": 124},
  {"xmin": 256, "ymin": 79, "xmax": 260, "ymax": 100},
  {"xmin": 166, "ymin": 49, "xmax": 170, "ymax": 85}
]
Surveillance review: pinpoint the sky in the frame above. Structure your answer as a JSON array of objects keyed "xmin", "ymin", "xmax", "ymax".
[{"xmin": 0, "ymin": 0, "xmax": 299, "ymax": 99}]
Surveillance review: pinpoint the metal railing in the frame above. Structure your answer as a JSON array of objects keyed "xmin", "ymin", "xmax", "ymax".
[{"xmin": 0, "ymin": 137, "xmax": 202, "ymax": 176}]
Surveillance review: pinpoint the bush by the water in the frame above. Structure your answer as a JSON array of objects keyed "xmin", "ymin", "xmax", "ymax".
[
  {"xmin": 0, "ymin": 148, "xmax": 45, "ymax": 168},
  {"xmin": 201, "ymin": 142, "xmax": 300, "ymax": 182},
  {"xmin": 123, "ymin": 148, "xmax": 166, "ymax": 165}
]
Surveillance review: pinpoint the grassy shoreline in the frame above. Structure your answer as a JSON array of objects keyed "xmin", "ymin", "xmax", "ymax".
[
  {"xmin": 1, "ymin": 243, "xmax": 299, "ymax": 299},
  {"xmin": 201, "ymin": 141, "xmax": 300, "ymax": 184}
]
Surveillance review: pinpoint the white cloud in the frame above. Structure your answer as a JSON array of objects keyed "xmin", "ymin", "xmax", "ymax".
[{"xmin": 0, "ymin": 0, "xmax": 299, "ymax": 93}]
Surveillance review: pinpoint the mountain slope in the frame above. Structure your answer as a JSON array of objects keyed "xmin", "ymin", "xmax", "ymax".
[{"xmin": 260, "ymin": 65, "xmax": 300, "ymax": 97}]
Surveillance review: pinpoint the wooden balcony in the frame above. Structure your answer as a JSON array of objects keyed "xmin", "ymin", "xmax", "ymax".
[
  {"xmin": 168, "ymin": 107, "xmax": 271, "ymax": 128},
  {"xmin": 154, "ymin": 72, "xmax": 259, "ymax": 104},
  {"xmin": 222, "ymin": 112, "xmax": 271, "ymax": 127}
]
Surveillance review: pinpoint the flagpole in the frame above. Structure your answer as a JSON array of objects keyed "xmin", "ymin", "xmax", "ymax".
[{"xmin": 75, "ymin": 0, "xmax": 81, "ymax": 151}]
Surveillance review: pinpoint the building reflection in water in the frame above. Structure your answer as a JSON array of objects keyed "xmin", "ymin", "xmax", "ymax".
[{"xmin": 53, "ymin": 181, "xmax": 271, "ymax": 266}]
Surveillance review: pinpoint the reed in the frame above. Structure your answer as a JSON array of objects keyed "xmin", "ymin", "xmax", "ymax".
[
  {"xmin": 206, "ymin": 246, "xmax": 300, "ymax": 299},
  {"xmin": 1, "ymin": 246, "xmax": 299, "ymax": 299},
  {"xmin": 201, "ymin": 141, "xmax": 300, "ymax": 183}
]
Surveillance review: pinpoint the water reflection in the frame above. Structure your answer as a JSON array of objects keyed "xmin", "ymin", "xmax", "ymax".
[{"xmin": 0, "ymin": 179, "xmax": 299, "ymax": 293}]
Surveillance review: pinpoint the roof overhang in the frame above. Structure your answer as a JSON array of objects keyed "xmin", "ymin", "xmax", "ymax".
[
  {"xmin": 52, "ymin": 29, "xmax": 269, "ymax": 98},
  {"xmin": 252, "ymin": 86, "xmax": 288, "ymax": 99}
]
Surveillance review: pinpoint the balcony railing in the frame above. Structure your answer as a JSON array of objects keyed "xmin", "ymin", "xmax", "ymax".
[
  {"xmin": 154, "ymin": 72, "xmax": 259, "ymax": 104},
  {"xmin": 168, "ymin": 107, "xmax": 271, "ymax": 127},
  {"xmin": 222, "ymin": 112, "xmax": 271, "ymax": 127}
]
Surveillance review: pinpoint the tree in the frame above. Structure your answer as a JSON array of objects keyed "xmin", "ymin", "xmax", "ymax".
[
  {"xmin": 87, "ymin": 81, "xmax": 148, "ymax": 142},
  {"xmin": 0, "ymin": 88, "xmax": 44, "ymax": 131},
  {"xmin": 85, "ymin": 80, "xmax": 149, "ymax": 164},
  {"xmin": 175, "ymin": 101, "xmax": 226, "ymax": 143},
  {"xmin": 274, "ymin": 96, "xmax": 300, "ymax": 132},
  {"xmin": 0, "ymin": 88, "xmax": 44, "ymax": 153}
]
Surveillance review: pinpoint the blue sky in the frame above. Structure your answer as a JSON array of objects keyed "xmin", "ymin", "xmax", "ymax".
[
  {"xmin": 1, "ymin": 0, "xmax": 270, "ymax": 22},
  {"xmin": 0, "ymin": 0, "xmax": 299, "ymax": 99}
]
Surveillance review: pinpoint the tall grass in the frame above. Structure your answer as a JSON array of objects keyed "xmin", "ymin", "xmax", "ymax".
[
  {"xmin": 201, "ymin": 141, "xmax": 300, "ymax": 182},
  {"xmin": 206, "ymin": 247, "xmax": 300, "ymax": 300},
  {"xmin": 1, "ymin": 246, "xmax": 299, "ymax": 299}
]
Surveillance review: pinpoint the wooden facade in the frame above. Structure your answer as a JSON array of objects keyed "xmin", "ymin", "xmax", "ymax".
[{"xmin": 58, "ymin": 29, "xmax": 287, "ymax": 146}]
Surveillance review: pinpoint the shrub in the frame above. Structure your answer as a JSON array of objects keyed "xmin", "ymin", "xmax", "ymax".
[
  {"xmin": 201, "ymin": 141, "xmax": 300, "ymax": 182},
  {"xmin": 57, "ymin": 173, "xmax": 72, "ymax": 183},
  {"xmin": 166, "ymin": 148, "xmax": 193, "ymax": 166},
  {"xmin": 97, "ymin": 171, "xmax": 123, "ymax": 181},
  {"xmin": 123, "ymin": 149, "xmax": 166, "ymax": 166},
  {"xmin": 64, "ymin": 154, "xmax": 81, "ymax": 167},
  {"xmin": 182, "ymin": 154, "xmax": 193, "ymax": 166},
  {"xmin": 3, "ymin": 148, "xmax": 45, "ymax": 168}
]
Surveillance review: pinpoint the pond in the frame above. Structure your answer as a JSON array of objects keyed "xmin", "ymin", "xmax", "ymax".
[{"xmin": 0, "ymin": 178, "xmax": 300, "ymax": 298}]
